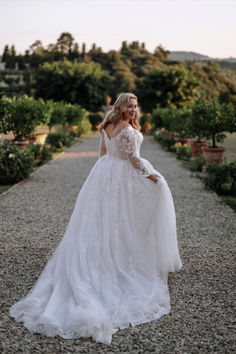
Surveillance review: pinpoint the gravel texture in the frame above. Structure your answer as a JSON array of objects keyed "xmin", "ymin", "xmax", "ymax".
[{"xmin": 0, "ymin": 133, "xmax": 235, "ymax": 353}]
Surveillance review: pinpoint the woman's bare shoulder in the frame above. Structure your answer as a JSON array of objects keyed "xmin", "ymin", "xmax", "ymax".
[
  {"xmin": 116, "ymin": 121, "xmax": 132, "ymax": 132},
  {"xmin": 105, "ymin": 121, "xmax": 132, "ymax": 137}
]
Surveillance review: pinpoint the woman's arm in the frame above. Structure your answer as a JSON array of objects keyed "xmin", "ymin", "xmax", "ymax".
[
  {"xmin": 120, "ymin": 128, "xmax": 151, "ymax": 177},
  {"xmin": 120, "ymin": 128, "xmax": 160, "ymax": 183},
  {"xmin": 99, "ymin": 131, "xmax": 107, "ymax": 157}
]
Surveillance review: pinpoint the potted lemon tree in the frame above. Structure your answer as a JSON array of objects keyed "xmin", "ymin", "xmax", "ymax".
[
  {"xmin": 171, "ymin": 108, "xmax": 192, "ymax": 145},
  {"xmin": 65, "ymin": 103, "xmax": 87, "ymax": 134},
  {"xmin": 188, "ymin": 94, "xmax": 209, "ymax": 157},
  {"xmin": 0, "ymin": 95, "xmax": 52, "ymax": 147},
  {"xmin": 190, "ymin": 94, "xmax": 236, "ymax": 163},
  {"xmin": 201, "ymin": 99, "xmax": 235, "ymax": 163}
]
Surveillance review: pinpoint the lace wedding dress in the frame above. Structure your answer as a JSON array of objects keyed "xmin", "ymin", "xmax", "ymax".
[{"xmin": 9, "ymin": 126, "xmax": 182, "ymax": 345}]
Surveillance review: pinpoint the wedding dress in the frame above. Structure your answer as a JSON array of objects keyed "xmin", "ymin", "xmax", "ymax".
[{"xmin": 9, "ymin": 126, "xmax": 182, "ymax": 345}]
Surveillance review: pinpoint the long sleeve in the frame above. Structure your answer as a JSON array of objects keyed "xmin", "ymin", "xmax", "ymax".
[
  {"xmin": 99, "ymin": 131, "xmax": 107, "ymax": 158},
  {"xmin": 120, "ymin": 128, "xmax": 150, "ymax": 177}
]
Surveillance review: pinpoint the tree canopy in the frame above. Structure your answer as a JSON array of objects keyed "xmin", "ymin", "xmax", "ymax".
[
  {"xmin": 33, "ymin": 59, "xmax": 110, "ymax": 112},
  {"xmin": 1, "ymin": 33, "xmax": 236, "ymax": 111}
]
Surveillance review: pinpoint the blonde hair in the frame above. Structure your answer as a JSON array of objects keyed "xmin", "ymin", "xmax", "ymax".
[{"xmin": 97, "ymin": 93, "xmax": 141, "ymax": 132}]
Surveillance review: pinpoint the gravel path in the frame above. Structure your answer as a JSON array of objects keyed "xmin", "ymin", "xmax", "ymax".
[{"xmin": 0, "ymin": 133, "xmax": 235, "ymax": 353}]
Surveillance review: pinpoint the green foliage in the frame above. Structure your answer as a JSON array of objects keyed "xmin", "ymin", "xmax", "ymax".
[
  {"xmin": 188, "ymin": 62, "xmax": 236, "ymax": 105},
  {"xmin": 29, "ymin": 143, "xmax": 52, "ymax": 166},
  {"xmin": 154, "ymin": 131, "xmax": 175, "ymax": 151},
  {"xmin": 151, "ymin": 107, "xmax": 174, "ymax": 130},
  {"xmin": 109, "ymin": 61, "xmax": 137, "ymax": 97},
  {"xmin": 40, "ymin": 145, "xmax": 53, "ymax": 165},
  {"xmin": 0, "ymin": 140, "xmax": 35, "ymax": 184},
  {"xmin": 173, "ymin": 144, "xmax": 192, "ymax": 160},
  {"xmin": 68, "ymin": 130, "xmax": 78, "ymax": 139},
  {"xmin": 0, "ymin": 93, "xmax": 10, "ymax": 122},
  {"xmin": 65, "ymin": 103, "xmax": 87, "ymax": 126},
  {"xmin": 49, "ymin": 100, "xmax": 67, "ymax": 128},
  {"xmin": 151, "ymin": 106, "xmax": 191, "ymax": 138},
  {"xmin": 188, "ymin": 94, "xmax": 211, "ymax": 142},
  {"xmin": 33, "ymin": 59, "xmax": 109, "ymax": 112},
  {"xmin": 2, "ymin": 33, "xmax": 236, "ymax": 106},
  {"xmin": 29, "ymin": 142, "xmax": 41, "ymax": 159},
  {"xmin": 189, "ymin": 156, "xmax": 206, "ymax": 172},
  {"xmin": 88, "ymin": 111, "xmax": 104, "ymax": 130},
  {"xmin": 55, "ymin": 32, "xmax": 75, "ymax": 55},
  {"xmin": 136, "ymin": 68, "xmax": 198, "ymax": 112},
  {"xmin": 220, "ymin": 195, "xmax": 236, "ymax": 212},
  {"xmin": 49, "ymin": 101, "xmax": 87, "ymax": 132},
  {"xmin": 171, "ymin": 108, "xmax": 191, "ymax": 138},
  {"xmin": 77, "ymin": 116, "xmax": 92, "ymax": 136},
  {"xmin": 203, "ymin": 160, "xmax": 236, "ymax": 195},
  {"xmin": 46, "ymin": 131, "xmax": 73, "ymax": 151},
  {"xmin": 189, "ymin": 92, "xmax": 236, "ymax": 147},
  {"xmin": 0, "ymin": 94, "xmax": 53, "ymax": 141}
]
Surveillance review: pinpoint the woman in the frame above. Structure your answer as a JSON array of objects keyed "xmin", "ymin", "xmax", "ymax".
[{"xmin": 9, "ymin": 93, "xmax": 182, "ymax": 345}]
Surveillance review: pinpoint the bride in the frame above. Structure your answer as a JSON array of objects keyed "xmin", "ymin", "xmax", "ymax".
[{"xmin": 9, "ymin": 92, "xmax": 182, "ymax": 345}]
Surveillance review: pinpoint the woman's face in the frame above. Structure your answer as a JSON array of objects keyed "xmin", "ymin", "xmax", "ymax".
[{"xmin": 123, "ymin": 98, "xmax": 138, "ymax": 121}]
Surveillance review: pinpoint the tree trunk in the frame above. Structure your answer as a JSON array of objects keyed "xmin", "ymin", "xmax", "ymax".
[{"xmin": 212, "ymin": 135, "xmax": 216, "ymax": 148}]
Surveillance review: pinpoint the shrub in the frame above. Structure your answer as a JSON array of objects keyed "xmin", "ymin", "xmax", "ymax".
[
  {"xmin": 77, "ymin": 116, "xmax": 92, "ymax": 136},
  {"xmin": 48, "ymin": 100, "xmax": 67, "ymax": 130},
  {"xmin": 39, "ymin": 145, "xmax": 53, "ymax": 165},
  {"xmin": 88, "ymin": 112, "xmax": 104, "ymax": 130},
  {"xmin": 65, "ymin": 104, "xmax": 87, "ymax": 126},
  {"xmin": 29, "ymin": 143, "xmax": 52, "ymax": 166},
  {"xmin": 189, "ymin": 155, "xmax": 206, "ymax": 172},
  {"xmin": 171, "ymin": 108, "xmax": 192, "ymax": 139},
  {"xmin": 0, "ymin": 140, "xmax": 35, "ymax": 184},
  {"xmin": 46, "ymin": 132, "xmax": 73, "ymax": 151},
  {"xmin": 154, "ymin": 131, "xmax": 175, "ymax": 151},
  {"xmin": 0, "ymin": 94, "xmax": 53, "ymax": 141},
  {"xmin": 173, "ymin": 143, "xmax": 192, "ymax": 160},
  {"xmin": 29, "ymin": 143, "xmax": 41, "ymax": 159},
  {"xmin": 152, "ymin": 106, "xmax": 192, "ymax": 138},
  {"xmin": 151, "ymin": 107, "xmax": 175, "ymax": 131},
  {"xmin": 203, "ymin": 160, "xmax": 236, "ymax": 195},
  {"xmin": 68, "ymin": 130, "xmax": 78, "ymax": 139}
]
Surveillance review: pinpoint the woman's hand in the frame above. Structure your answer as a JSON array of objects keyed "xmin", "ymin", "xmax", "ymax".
[{"xmin": 147, "ymin": 174, "xmax": 161, "ymax": 183}]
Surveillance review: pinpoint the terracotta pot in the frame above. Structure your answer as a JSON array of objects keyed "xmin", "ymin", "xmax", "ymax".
[
  {"xmin": 69, "ymin": 125, "xmax": 78, "ymax": 132},
  {"xmin": 175, "ymin": 138, "xmax": 192, "ymax": 146},
  {"xmin": 190, "ymin": 141, "xmax": 208, "ymax": 157},
  {"xmin": 30, "ymin": 133, "xmax": 48, "ymax": 145},
  {"xmin": 167, "ymin": 131, "xmax": 175, "ymax": 137},
  {"xmin": 202, "ymin": 146, "xmax": 225, "ymax": 164},
  {"xmin": 143, "ymin": 122, "xmax": 152, "ymax": 132},
  {"xmin": 13, "ymin": 140, "xmax": 29, "ymax": 149}
]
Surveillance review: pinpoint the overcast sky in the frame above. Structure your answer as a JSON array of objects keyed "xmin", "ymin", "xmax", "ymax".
[{"xmin": 0, "ymin": 0, "xmax": 235, "ymax": 58}]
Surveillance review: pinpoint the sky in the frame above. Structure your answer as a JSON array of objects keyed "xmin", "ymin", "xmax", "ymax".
[{"xmin": 0, "ymin": 0, "xmax": 236, "ymax": 59}]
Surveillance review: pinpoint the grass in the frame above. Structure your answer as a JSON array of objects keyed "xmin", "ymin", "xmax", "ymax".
[
  {"xmin": 219, "ymin": 195, "xmax": 236, "ymax": 212},
  {"xmin": 0, "ymin": 185, "xmax": 13, "ymax": 194},
  {"xmin": 222, "ymin": 132, "xmax": 236, "ymax": 162}
]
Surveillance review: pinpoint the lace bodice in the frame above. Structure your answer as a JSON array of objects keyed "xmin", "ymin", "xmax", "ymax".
[{"xmin": 99, "ymin": 126, "xmax": 150, "ymax": 177}]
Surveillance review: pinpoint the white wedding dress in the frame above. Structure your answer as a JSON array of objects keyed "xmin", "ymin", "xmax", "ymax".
[{"xmin": 9, "ymin": 126, "xmax": 182, "ymax": 344}]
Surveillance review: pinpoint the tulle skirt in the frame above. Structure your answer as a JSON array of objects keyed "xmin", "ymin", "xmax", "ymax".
[{"xmin": 9, "ymin": 154, "xmax": 182, "ymax": 344}]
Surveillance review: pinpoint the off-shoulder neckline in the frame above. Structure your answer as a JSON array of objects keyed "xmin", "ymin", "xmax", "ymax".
[{"xmin": 103, "ymin": 126, "xmax": 136, "ymax": 141}]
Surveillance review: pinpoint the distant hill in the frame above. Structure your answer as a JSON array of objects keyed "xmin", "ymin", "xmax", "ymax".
[{"xmin": 169, "ymin": 51, "xmax": 236, "ymax": 63}]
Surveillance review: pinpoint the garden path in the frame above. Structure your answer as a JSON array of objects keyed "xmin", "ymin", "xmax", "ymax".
[{"xmin": 0, "ymin": 133, "xmax": 235, "ymax": 353}]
